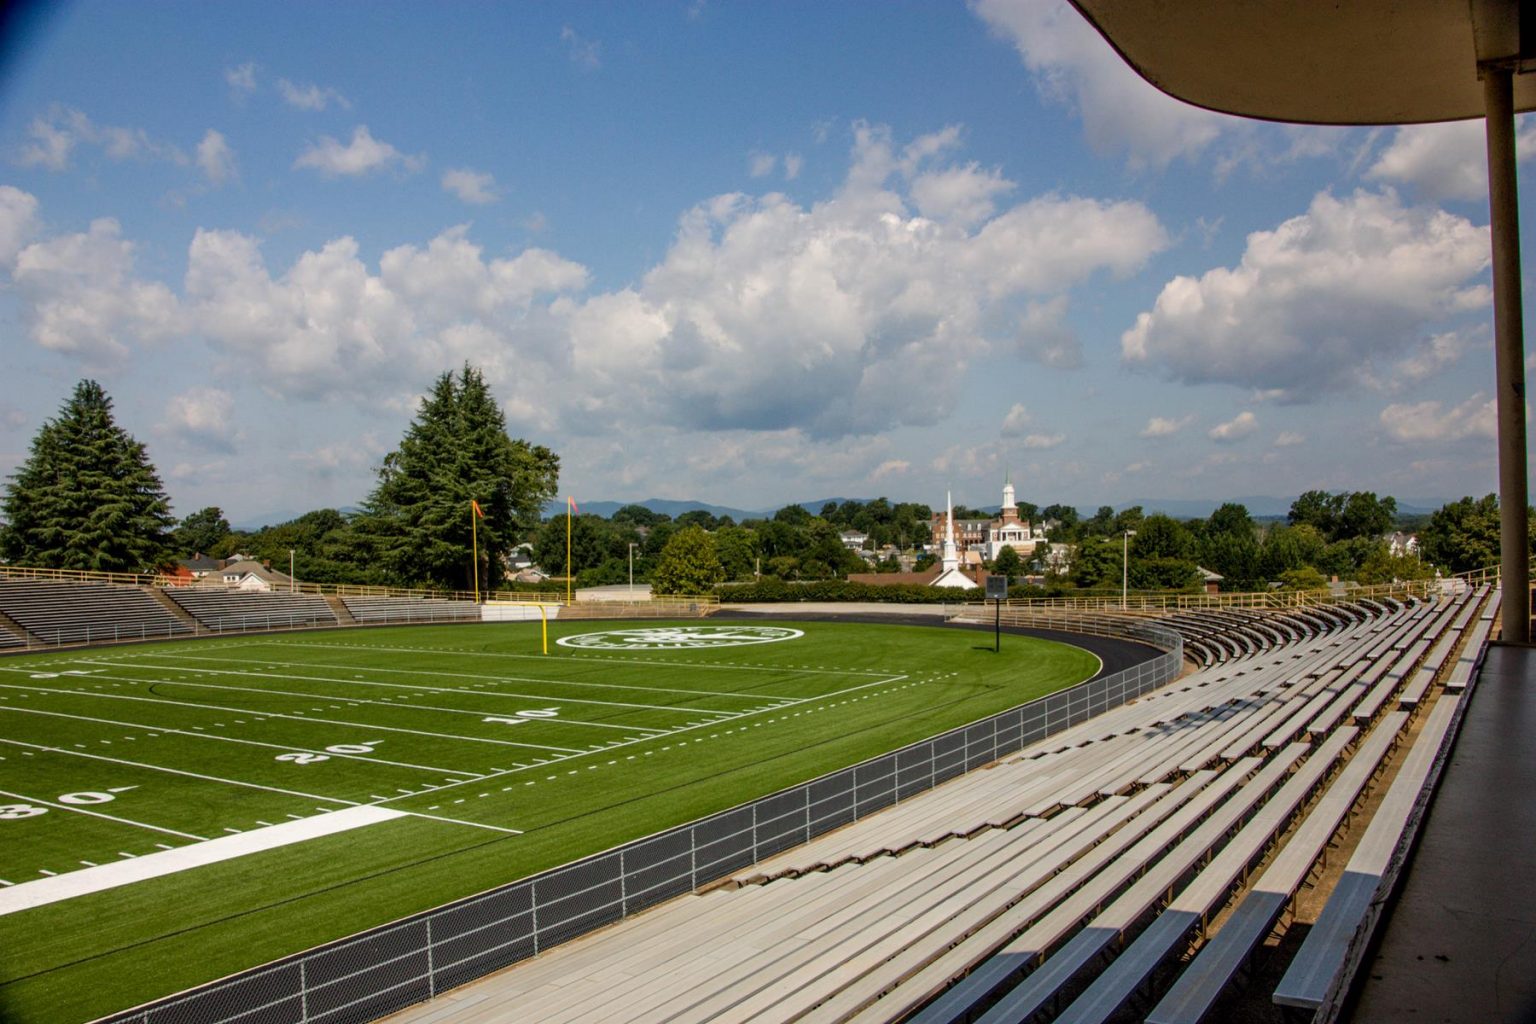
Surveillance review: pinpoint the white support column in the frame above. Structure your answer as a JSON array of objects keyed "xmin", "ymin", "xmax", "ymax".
[{"xmin": 1484, "ymin": 64, "xmax": 1531, "ymax": 643}]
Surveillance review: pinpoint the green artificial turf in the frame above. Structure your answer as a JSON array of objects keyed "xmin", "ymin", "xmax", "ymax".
[{"xmin": 0, "ymin": 618, "xmax": 1098, "ymax": 1023}]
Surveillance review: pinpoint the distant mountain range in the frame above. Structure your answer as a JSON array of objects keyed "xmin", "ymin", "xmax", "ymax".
[
  {"xmin": 549, "ymin": 495, "xmax": 1450, "ymax": 522},
  {"xmin": 544, "ymin": 497, "xmax": 867, "ymax": 521},
  {"xmin": 231, "ymin": 494, "xmax": 1449, "ymax": 532}
]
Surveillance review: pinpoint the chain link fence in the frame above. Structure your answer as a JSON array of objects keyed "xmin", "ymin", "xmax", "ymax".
[{"xmin": 96, "ymin": 621, "xmax": 1180, "ymax": 1024}]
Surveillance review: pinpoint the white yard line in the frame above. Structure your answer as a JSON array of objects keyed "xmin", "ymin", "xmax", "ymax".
[
  {"xmin": 61, "ymin": 668, "xmax": 671, "ymax": 736},
  {"xmin": 0, "ymin": 787, "xmax": 207, "ymax": 841},
  {"xmin": 0, "ymin": 675, "xmax": 583, "ymax": 756},
  {"xmin": 0, "ymin": 806, "xmax": 408, "ymax": 916},
  {"xmin": 372, "ymin": 671, "xmax": 915, "ymax": 807},
  {"xmin": 207, "ymin": 638, "xmax": 886, "ymax": 690},
  {"xmin": 0, "ymin": 736, "xmax": 361, "ymax": 806},
  {"xmin": 0, "ymin": 696, "xmax": 498, "ymax": 774},
  {"xmin": 76, "ymin": 657, "xmax": 734, "ymax": 719}
]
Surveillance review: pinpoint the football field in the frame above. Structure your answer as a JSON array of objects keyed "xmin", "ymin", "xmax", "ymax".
[{"xmin": 0, "ymin": 618, "xmax": 1100, "ymax": 1024}]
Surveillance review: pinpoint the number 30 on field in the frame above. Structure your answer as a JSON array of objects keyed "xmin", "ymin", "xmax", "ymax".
[{"xmin": 0, "ymin": 786, "xmax": 137, "ymax": 820}]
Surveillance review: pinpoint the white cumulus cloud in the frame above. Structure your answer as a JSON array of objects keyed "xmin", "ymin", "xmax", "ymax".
[
  {"xmin": 1122, "ymin": 189, "xmax": 1489, "ymax": 400},
  {"xmin": 1366, "ymin": 117, "xmax": 1536, "ymax": 202},
  {"xmin": 277, "ymin": 78, "xmax": 350, "ymax": 112},
  {"xmin": 18, "ymin": 106, "xmax": 184, "ymax": 171},
  {"xmin": 972, "ymin": 0, "xmax": 1228, "ymax": 169},
  {"xmin": 441, "ymin": 168, "xmax": 500, "ymax": 204},
  {"xmin": 1209, "ymin": 411, "xmax": 1257, "ymax": 442},
  {"xmin": 0, "ymin": 185, "xmax": 40, "ymax": 266},
  {"xmin": 160, "ymin": 388, "xmax": 239, "ymax": 452},
  {"xmin": 294, "ymin": 125, "xmax": 424, "ymax": 178},
  {"xmin": 1000, "ymin": 403, "xmax": 1032, "ymax": 437},
  {"xmin": 3, "ymin": 126, "xmax": 1167, "ymax": 450},
  {"xmin": 909, "ymin": 162, "xmax": 1014, "ymax": 227},
  {"xmin": 748, "ymin": 152, "xmax": 776, "ymax": 178},
  {"xmin": 561, "ymin": 26, "xmax": 601, "ymax": 71},
  {"xmin": 11, "ymin": 216, "xmax": 181, "ymax": 361},
  {"xmin": 225, "ymin": 62, "xmax": 257, "ymax": 96},
  {"xmin": 196, "ymin": 130, "xmax": 237, "ymax": 186},
  {"xmin": 1139, "ymin": 414, "xmax": 1193, "ymax": 438},
  {"xmin": 1379, "ymin": 393, "xmax": 1497, "ymax": 443}
]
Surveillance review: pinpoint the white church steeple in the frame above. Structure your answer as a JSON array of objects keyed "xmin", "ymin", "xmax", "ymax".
[{"xmin": 941, "ymin": 490, "xmax": 959, "ymax": 572}]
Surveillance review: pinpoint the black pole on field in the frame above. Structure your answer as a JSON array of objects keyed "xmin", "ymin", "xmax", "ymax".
[{"xmin": 986, "ymin": 574, "xmax": 1007, "ymax": 653}]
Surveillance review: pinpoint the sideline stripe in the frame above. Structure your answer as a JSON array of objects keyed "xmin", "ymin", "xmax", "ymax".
[{"xmin": 0, "ymin": 806, "xmax": 408, "ymax": 916}]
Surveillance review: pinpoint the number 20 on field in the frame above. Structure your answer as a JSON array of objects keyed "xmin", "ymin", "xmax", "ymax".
[
  {"xmin": 275, "ymin": 741, "xmax": 383, "ymax": 765},
  {"xmin": 483, "ymin": 707, "xmax": 559, "ymax": 726}
]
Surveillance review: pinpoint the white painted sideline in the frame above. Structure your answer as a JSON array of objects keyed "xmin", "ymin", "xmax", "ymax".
[{"xmin": 0, "ymin": 805, "xmax": 407, "ymax": 916}]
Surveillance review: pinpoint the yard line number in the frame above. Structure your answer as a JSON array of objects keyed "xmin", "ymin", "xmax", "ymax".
[
  {"xmin": 273, "ymin": 708, "xmax": 560, "ymax": 766},
  {"xmin": 1, "ymin": 786, "xmax": 137, "ymax": 820}
]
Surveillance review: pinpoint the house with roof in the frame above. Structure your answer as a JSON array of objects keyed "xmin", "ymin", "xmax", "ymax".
[{"xmin": 212, "ymin": 559, "xmax": 294, "ymax": 592}]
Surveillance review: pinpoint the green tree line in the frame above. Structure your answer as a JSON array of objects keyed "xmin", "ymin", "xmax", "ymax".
[{"xmin": 2, "ymin": 378, "xmax": 1529, "ymax": 595}]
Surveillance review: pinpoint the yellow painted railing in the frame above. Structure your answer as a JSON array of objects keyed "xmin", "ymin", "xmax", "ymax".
[
  {"xmin": 0, "ymin": 559, "xmax": 1519, "ymax": 615},
  {"xmin": 0, "ymin": 563, "xmax": 719, "ymax": 612}
]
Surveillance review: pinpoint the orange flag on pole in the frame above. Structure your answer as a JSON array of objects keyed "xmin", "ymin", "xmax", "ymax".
[{"xmin": 471, "ymin": 499, "xmax": 485, "ymax": 519}]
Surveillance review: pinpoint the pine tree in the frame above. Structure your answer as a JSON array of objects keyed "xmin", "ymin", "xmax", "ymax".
[
  {"xmin": 0, "ymin": 380, "xmax": 174, "ymax": 572},
  {"xmin": 361, "ymin": 365, "xmax": 559, "ymax": 590}
]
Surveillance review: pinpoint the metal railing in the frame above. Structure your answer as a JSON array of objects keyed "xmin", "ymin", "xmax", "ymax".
[{"xmin": 94, "ymin": 619, "xmax": 1181, "ymax": 1024}]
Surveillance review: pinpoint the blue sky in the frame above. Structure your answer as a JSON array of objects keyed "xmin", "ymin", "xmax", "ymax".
[{"xmin": 0, "ymin": 0, "xmax": 1527, "ymax": 524}]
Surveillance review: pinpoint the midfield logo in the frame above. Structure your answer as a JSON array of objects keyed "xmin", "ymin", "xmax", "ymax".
[{"xmin": 556, "ymin": 625, "xmax": 805, "ymax": 650}]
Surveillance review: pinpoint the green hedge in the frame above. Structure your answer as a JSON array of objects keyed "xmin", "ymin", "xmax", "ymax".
[
  {"xmin": 716, "ymin": 578, "xmax": 1203, "ymax": 603},
  {"xmin": 721, "ymin": 579, "xmax": 975, "ymax": 603}
]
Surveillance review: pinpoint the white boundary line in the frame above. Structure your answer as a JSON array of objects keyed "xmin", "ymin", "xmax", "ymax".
[
  {"xmin": 0, "ymin": 806, "xmax": 408, "ymax": 916},
  {"xmin": 0, "ymin": 739, "xmax": 523, "ymax": 838}
]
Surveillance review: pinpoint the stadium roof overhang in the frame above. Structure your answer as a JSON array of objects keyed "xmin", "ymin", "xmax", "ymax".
[
  {"xmin": 1068, "ymin": 0, "xmax": 1535, "ymax": 641},
  {"xmin": 1067, "ymin": 0, "xmax": 1536, "ymax": 126}
]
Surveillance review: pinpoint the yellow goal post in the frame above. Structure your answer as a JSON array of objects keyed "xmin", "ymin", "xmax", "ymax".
[{"xmin": 479, "ymin": 600, "xmax": 562, "ymax": 654}]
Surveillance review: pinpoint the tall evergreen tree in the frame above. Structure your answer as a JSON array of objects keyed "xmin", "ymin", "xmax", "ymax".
[
  {"xmin": 360, "ymin": 365, "xmax": 559, "ymax": 590},
  {"xmin": 0, "ymin": 380, "xmax": 174, "ymax": 572}
]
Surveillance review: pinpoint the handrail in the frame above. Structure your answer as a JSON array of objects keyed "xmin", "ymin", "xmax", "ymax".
[
  {"xmin": 0, "ymin": 566, "xmax": 723, "ymax": 609},
  {"xmin": 0, "ymin": 556, "xmax": 1522, "ymax": 611}
]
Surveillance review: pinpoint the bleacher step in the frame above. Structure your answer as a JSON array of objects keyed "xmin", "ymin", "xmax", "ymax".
[
  {"xmin": 324, "ymin": 594, "xmax": 358, "ymax": 624},
  {"xmin": 0, "ymin": 607, "xmax": 37, "ymax": 645},
  {"xmin": 145, "ymin": 586, "xmax": 203, "ymax": 632}
]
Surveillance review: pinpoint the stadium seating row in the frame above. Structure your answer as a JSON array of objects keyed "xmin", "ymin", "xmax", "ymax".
[
  {"xmin": 341, "ymin": 594, "xmax": 481, "ymax": 623},
  {"xmin": 164, "ymin": 587, "xmax": 338, "ymax": 630},
  {"xmin": 0, "ymin": 576, "xmax": 487, "ymax": 647},
  {"xmin": 0, "ymin": 579, "xmax": 192, "ymax": 646},
  {"xmin": 395, "ymin": 583, "xmax": 1492, "ymax": 1024}
]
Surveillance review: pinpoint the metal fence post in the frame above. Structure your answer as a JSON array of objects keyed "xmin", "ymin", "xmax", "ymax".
[{"xmin": 427, "ymin": 916, "xmax": 436, "ymax": 997}]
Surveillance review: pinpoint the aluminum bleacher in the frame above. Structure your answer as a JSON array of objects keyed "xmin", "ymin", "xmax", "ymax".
[
  {"xmin": 377, "ymin": 584, "xmax": 1491, "ymax": 1024},
  {"xmin": 166, "ymin": 587, "xmax": 338, "ymax": 631},
  {"xmin": 340, "ymin": 594, "xmax": 480, "ymax": 624},
  {"xmin": 0, "ymin": 578, "xmax": 193, "ymax": 646}
]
